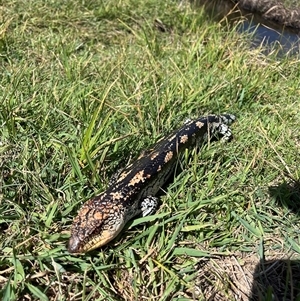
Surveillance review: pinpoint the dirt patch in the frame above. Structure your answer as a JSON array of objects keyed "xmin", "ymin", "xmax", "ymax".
[
  {"xmin": 194, "ymin": 250, "xmax": 300, "ymax": 301},
  {"xmin": 194, "ymin": 253, "xmax": 257, "ymax": 300}
]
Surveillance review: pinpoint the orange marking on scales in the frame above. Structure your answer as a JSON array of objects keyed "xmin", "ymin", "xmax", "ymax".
[
  {"xmin": 94, "ymin": 211, "xmax": 104, "ymax": 220},
  {"xmin": 151, "ymin": 152, "xmax": 159, "ymax": 160},
  {"xmin": 180, "ymin": 134, "xmax": 188, "ymax": 144},
  {"xmin": 111, "ymin": 191, "xmax": 123, "ymax": 200},
  {"xmin": 129, "ymin": 170, "xmax": 146, "ymax": 186},
  {"xmin": 118, "ymin": 171, "xmax": 130, "ymax": 181},
  {"xmin": 79, "ymin": 207, "xmax": 90, "ymax": 217},
  {"xmin": 164, "ymin": 151, "xmax": 173, "ymax": 163},
  {"xmin": 196, "ymin": 121, "xmax": 204, "ymax": 128}
]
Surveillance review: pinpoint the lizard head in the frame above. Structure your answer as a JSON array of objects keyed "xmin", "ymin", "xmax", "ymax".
[{"xmin": 68, "ymin": 196, "xmax": 125, "ymax": 253}]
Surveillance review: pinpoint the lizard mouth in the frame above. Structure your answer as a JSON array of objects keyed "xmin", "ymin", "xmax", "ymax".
[{"xmin": 68, "ymin": 229, "xmax": 122, "ymax": 253}]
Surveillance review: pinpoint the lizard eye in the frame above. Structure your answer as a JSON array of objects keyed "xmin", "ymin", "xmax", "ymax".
[{"xmin": 68, "ymin": 235, "xmax": 82, "ymax": 253}]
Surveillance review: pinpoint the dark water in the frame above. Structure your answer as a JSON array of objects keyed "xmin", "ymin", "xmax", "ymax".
[
  {"xmin": 236, "ymin": 14, "xmax": 300, "ymax": 55},
  {"xmin": 193, "ymin": 0, "xmax": 300, "ymax": 55}
]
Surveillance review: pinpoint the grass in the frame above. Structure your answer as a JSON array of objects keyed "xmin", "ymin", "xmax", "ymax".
[
  {"xmin": 283, "ymin": 0, "xmax": 300, "ymax": 7},
  {"xmin": 0, "ymin": 0, "xmax": 300, "ymax": 300}
]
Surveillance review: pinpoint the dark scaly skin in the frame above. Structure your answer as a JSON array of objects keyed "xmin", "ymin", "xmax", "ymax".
[{"xmin": 68, "ymin": 114, "xmax": 236, "ymax": 253}]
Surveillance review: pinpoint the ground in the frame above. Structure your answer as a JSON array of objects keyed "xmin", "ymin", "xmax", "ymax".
[{"xmin": 0, "ymin": 0, "xmax": 300, "ymax": 300}]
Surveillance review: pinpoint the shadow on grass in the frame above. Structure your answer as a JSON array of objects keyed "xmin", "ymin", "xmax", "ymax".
[
  {"xmin": 268, "ymin": 180, "xmax": 300, "ymax": 215},
  {"xmin": 249, "ymin": 259, "xmax": 300, "ymax": 301},
  {"xmin": 248, "ymin": 180, "xmax": 300, "ymax": 300}
]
